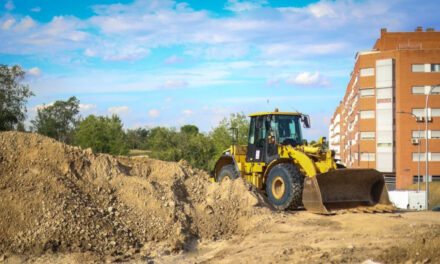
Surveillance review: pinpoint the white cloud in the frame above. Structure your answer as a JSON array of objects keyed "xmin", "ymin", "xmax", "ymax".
[
  {"xmin": 224, "ymin": 0, "xmax": 267, "ymax": 12},
  {"xmin": 2, "ymin": 18, "xmax": 15, "ymax": 30},
  {"xmin": 14, "ymin": 16, "xmax": 36, "ymax": 32},
  {"xmin": 79, "ymin": 104, "xmax": 97, "ymax": 111},
  {"xmin": 149, "ymin": 109, "xmax": 159, "ymax": 118},
  {"xmin": 4, "ymin": 0, "xmax": 14, "ymax": 11},
  {"xmin": 266, "ymin": 78, "xmax": 279, "ymax": 87},
  {"xmin": 84, "ymin": 48, "xmax": 97, "ymax": 57},
  {"xmin": 0, "ymin": 0, "xmax": 413, "ymax": 63},
  {"xmin": 30, "ymin": 102, "xmax": 54, "ymax": 113},
  {"xmin": 42, "ymin": 16, "xmax": 87, "ymax": 41},
  {"xmin": 203, "ymin": 44, "xmax": 249, "ymax": 60},
  {"xmin": 108, "ymin": 106, "xmax": 131, "ymax": 114},
  {"xmin": 286, "ymin": 72, "xmax": 322, "ymax": 85},
  {"xmin": 163, "ymin": 80, "xmax": 188, "ymax": 89},
  {"xmin": 309, "ymin": 1, "xmax": 337, "ymax": 18},
  {"xmin": 165, "ymin": 97, "xmax": 172, "ymax": 103},
  {"xmin": 31, "ymin": 6, "xmax": 41, "ymax": 12},
  {"xmin": 164, "ymin": 55, "xmax": 184, "ymax": 64},
  {"xmin": 103, "ymin": 46, "xmax": 150, "ymax": 61},
  {"xmin": 28, "ymin": 67, "xmax": 42, "ymax": 77},
  {"xmin": 182, "ymin": 109, "xmax": 193, "ymax": 115}
]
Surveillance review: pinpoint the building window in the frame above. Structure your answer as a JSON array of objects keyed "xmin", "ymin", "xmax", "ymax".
[
  {"xmin": 412, "ymin": 108, "xmax": 440, "ymax": 118},
  {"xmin": 361, "ymin": 131, "xmax": 375, "ymax": 139},
  {"xmin": 412, "ymin": 152, "xmax": 440, "ymax": 161},
  {"xmin": 377, "ymin": 88, "xmax": 392, "ymax": 99},
  {"xmin": 412, "ymin": 130, "xmax": 440, "ymax": 139},
  {"xmin": 413, "ymin": 176, "xmax": 440, "ymax": 183},
  {"xmin": 361, "ymin": 153, "xmax": 375, "ymax": 161},
  {"xmin": 360, "ymin": 110, "xmax": 375, "ymax": 119},
  {"xmin": 412, "ymin": 86, "xmax": 426, "ymax": 94},
  {"xmin": 432, "ymin": 131, "xmax": 440, "ymax": 138},
  {"xmin": 432, "ymin": 153, "xmax": 440, "ymax": 161},
  {"xmin": 412, "ymin": 64, "xmax": 425, "ymax": 72},
  {"xmin": 360, "ymin": 68, "xmax": 374, "ymax": 77},
  {"xmin": 360, "ymin": 88, "xmax": 375, "ymax": 97},
  {"xmin": 411, "ymin": 85, "xmax": 440, "ymax": 95},
  {"xmin": 431, "ymin": 64, "xmax": 440, "ymax": 72}
]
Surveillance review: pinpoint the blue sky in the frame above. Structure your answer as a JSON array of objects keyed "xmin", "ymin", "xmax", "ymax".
[{"xmin": 1, "ymin": 0, "xmax": 440, "ymax": 140}]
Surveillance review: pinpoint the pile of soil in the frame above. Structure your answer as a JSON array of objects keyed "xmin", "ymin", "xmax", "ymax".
[{"xmin": 0, "ymin": 132, "xmax": 272, "ymax": 260}]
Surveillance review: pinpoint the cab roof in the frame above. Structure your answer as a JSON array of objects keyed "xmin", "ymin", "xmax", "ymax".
[{"xmin": 248, "ymin": 111, "xmax": 302, "ymax": 117}]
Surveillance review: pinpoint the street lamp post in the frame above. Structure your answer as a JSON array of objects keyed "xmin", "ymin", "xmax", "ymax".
[
  {"xmin": 397, "ymin": 111, "xmax": 421, "ymax": 192},
  {"xmin": 424, "ymin": 84, "xmax": 440, "ymax": 210}
]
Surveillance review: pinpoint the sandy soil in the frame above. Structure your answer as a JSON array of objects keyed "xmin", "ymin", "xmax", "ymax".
[
  {"xmin": 5, "ymin": 211, "xmax": 439, "ymax": 264},
  {"xmin": 152, "ymin": 211, "xmax": 440, "ymax": 264},
  {"xmin": 1, "ymin": 131, "xmax": 439, "ymax": 264}
]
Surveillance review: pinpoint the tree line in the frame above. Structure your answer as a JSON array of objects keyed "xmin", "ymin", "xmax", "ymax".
[{"xmin": 0, "ymin": 64, "xmax": 248, "ymax": 171}]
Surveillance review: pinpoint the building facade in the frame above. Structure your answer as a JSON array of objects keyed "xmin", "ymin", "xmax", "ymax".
[{"xmin": 329, "ymin": 27, "xmax": 440, "ymax": 190}]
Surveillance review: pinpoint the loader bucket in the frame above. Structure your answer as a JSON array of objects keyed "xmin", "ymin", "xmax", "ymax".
[{"xmin": 302, "ymin": 169, "xmax": 393, "ymax": 214}]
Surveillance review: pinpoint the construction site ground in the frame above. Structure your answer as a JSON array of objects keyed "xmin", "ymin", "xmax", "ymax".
[{"xmin": 1, "ymin": 131, "xmax": 439, "ymax": 264}]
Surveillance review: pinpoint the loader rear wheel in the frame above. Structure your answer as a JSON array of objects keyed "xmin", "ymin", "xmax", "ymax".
[
  {"xmin": 217, "ymin": 164, "xmax": 239, "ymax": 183},
  {"xmin": 266, "ymin": 163, "xmax": 304, "ymax": 210}
]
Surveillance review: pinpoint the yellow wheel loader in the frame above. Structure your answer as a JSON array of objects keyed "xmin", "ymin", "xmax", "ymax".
[{"xmin": 209, "ymin": 110, "xmax": 393, "ymax": 214}]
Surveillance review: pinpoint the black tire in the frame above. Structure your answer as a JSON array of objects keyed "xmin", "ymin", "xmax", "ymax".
[
  {"xmin": 265, "ymin": 163, "xmax": 304, "ymax": 210},
  {"xmin": 216, "ymin": 164, "xmax": 239, "ymax": 182}
]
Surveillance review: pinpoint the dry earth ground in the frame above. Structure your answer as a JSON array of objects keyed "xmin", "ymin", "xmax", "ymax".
[{"xmin": 1, "ymin": 132, "xmax": 439, "ymax": 264}]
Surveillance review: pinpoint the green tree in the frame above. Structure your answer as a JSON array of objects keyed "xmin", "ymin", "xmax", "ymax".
[
  {"xmin": 126, "ymin": 127, "xmax": 149, "ymax": 149},
  {"xmin": 16, "ymin": 122, "xmax": 26, "ymax": 132},
  {"xmin": 0, "ymin": 64, "xmax": 34, "ymax": 131},
  {"xmin": 74, "ymin": 114, "xmax": 129, "ymax": 155},
  {"xmin": 145, "ymin": 125, "xmax": 216, "ymax": 171},
  {"xmin": 210, "ymin": 112, "xmax": 249, "ymax": 153},
  {"xmin": 180, "ymin": 124, "xmax": 199, "ymax": 135},
  {"xmin": 31, "ymin": 96, "xmax": 79, "ymax": 143}
]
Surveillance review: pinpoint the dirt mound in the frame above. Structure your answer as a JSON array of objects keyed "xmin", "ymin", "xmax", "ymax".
[{"xmin": 0, "ymin": 131, "xmax": 272, "ymax": 260}]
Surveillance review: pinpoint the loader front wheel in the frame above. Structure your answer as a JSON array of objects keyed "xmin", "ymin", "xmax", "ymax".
[
  {"xmin": 217, "ymin": 164, "xmax": 239, "ymax": 182},
  {"xmin": 266, "ymin": 163, "xmax": 304, "ymax": 210}
]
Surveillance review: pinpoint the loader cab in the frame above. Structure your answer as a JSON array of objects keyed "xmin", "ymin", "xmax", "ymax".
[{"xmin": 246, "ymin": 112, "xmax": 305, "ymax": 163}]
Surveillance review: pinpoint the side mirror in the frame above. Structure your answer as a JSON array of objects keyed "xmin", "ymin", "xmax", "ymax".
[{"xmin": 301, "ymin": 115, "xmax": 311, "ymax": 128}]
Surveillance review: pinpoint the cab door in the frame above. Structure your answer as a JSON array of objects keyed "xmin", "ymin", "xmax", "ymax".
[{"xmin": 246, "ymin": 116, "xmax": 266, "ymax": 162}]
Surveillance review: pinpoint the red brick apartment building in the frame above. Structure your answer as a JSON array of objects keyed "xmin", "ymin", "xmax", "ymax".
[{"xmin": 329, "ymin": 27, "xmax": 440, "ymax": 190}]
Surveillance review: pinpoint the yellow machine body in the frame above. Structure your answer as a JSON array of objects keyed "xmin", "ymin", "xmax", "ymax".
[{"xmin": 211, "ymin": 111, "xmax": 393, "ymax": 214}]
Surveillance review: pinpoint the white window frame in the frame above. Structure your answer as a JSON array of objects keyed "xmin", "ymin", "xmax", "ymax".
[
  {"xmin": 361, "ymin": 131, "xmax": 375, "ymax": 139},
  {"xmin": 412, "ymin": 64, "xmax": 425, "ymax": 72},
  {"xmin": 412, "ymin": 86, "xmax": 425, "ymax": 94},
  {"xmin": 360, "ymin": 110, "xmax": 375, "ymax": 119},
  {"xmin": 412, "ymin": 108, "xmax": 440, "ymax": 118},
  {"xmin": 360, "ymin": 88, "xmax": 375, "ymax": 97},
  {"xmin": 432, "ymin": 64, "xmax": 440, "ymax": 72},
  {"xmin": 360, "ymin": 68, "xmax": 374, "ymax": 77},
  {"xmin": 361, "ymin": 153, "xmax": 375, "ymax": 161},
  {"xmin": 412, "ymin": 153, "xmax": 440, "ymax": 161}
]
